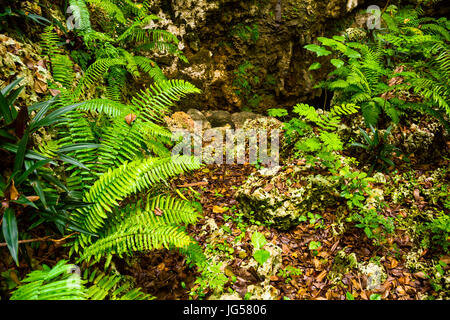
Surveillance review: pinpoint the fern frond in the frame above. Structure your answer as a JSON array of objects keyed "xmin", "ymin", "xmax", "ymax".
[
  {"xmin": 73, "ymin": 58, "xmax": 126, "ymax": 98},
  {"xmin": 85, "ymin": 269, "xmax": 153, "ymax": 300},
  {"xmin": 52, "ymin": 54, "xmax": 75, "ymax": 89},
  {"xmin": 82, "ymin": 224, "xmax": 193, "ymax": 263},
  {"xmin": 10, "ymin": 260, "xmax": 86, "ymax": 300},
  {"xmin": 85, "ymin": 0, "xmax": 126, "ymax": 24},
  {"xmin": 77, "ymin": 98, "xmax": 132, "ymax": 117},
  {"xmin": 132, "ymin": 80, "xmax": 201, "ymax": 123},
  {"xmin": 133, "ymin": 56, "xmax": 167, "ymax": 83},
  {"xmin": 72, "ymin": 155, "xmax": 201, "ymax": 233}
]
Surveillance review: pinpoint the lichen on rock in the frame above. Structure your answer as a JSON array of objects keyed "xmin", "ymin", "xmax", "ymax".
[{"xmin": 236, "ymin": 165, "xmax": 342, "ymax": 230}]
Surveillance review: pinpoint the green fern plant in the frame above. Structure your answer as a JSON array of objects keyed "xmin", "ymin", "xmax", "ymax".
[
  {"xmin": 10, "ymin": 260, "xmax": 154, "ymax": 300},
  {"xmin": 280, "ymin": 103, "xmax": 359, "ymax": 170},
  {"xmin": 305, "ymin": 6, "xmax": 450, "ymax": 129},
  {"xmin": 10, "ymin": 260, "xmax": 86, "ymax": 300}
]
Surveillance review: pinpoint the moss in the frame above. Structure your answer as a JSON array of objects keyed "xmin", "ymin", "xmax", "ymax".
[{"xmin": 236, "ymin": 165, "xmax": 342, "ymax": 230}]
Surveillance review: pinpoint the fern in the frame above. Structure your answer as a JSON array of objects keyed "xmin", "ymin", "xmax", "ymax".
[
  {"xmin": 10, "ymin": 260, "xmax": 86, "ymax": 300},
  {"xmin": 84, "ymin": 268, "xmax": 153, "ymax": 300},
  {"xmin": 132, "ymin": 80, "xmax": 202, "ymax": 123},
  {"xmin": 85, "ymin": 0, "xmax": 126, "ymax": 24}
]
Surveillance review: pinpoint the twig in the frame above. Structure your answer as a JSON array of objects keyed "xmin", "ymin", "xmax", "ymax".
[
  {"xmin": 176, "ymin": 181, "xmax": 208, "ymax": 188},
  {"xmin": 0, "ymin": 232, "xmax": 79, "ymax": 247}
]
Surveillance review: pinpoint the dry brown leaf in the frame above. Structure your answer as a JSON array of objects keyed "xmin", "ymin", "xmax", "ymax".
[
  {"xmin": 413, "ymin": 271, "xmax": 428, "ymax": 279},
  {"xmin": 154, "ymin": 207, "xmax": 163, "ymax": 216},
  {"xmin": 49, "ymin": 88, "xmax": 61, "ymax": 96},
  {"xmin": 25, "ymin": 196, "xmax": 40, "ymax": 202},
  {"xmin": 390, "ymin": 258, "xmax": 399, "ymax": 269},
  {"xmin": 33, "ymin": 79, "xmax": 47, "ymax": 94},
  {"xmin": 124, "ymin": 113, "xmax": 137, "ymax": 125},
  {"xmin": 413, "ymin": 189, "xmax": 420, "ymax": 202},
  {"xmin": 313, "ymin": 258, "xmax": 321, "ymax": 269},
  {"xmin": 316, "ymin": 270, "xmax": 327, "ymax": 282}
]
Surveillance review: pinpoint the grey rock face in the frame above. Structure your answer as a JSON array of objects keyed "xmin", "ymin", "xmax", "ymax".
[
  {"xmin": 231, "ymin": 111, "xmax": 262, "ymax": 128},
  {"xmin": 205, "ymin": 110, "xmax": 234, "ymax": 128}
]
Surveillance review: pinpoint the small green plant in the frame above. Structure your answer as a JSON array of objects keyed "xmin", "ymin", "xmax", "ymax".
[
  {"xmin": 267, "ymin": 108, "xmax": 288, "ymax": 118},
  {"xmin": 351, "ymin": 125, "xmax": 401, "ymax": 173},
  {"xmin": 233, "ymin": 61, "xmax": 261, "ymax": 109},
  {"xmin": 421, "ymin": 214, "xmax": 450, "ymax": 253},
  {"xmin": 283, "ymin": 103, "xmax": 359, "ymax": 170},
  {"xmin": 231, "ymin": 23, "xmax": 259, "ymax": 43},
  {"xmin": 190, "ymin": 262, "xmax": 228, "ymax": 299},
  {"xmin": 277, "ymin": 266, "xmax": 303, "ymax": 283},
  {"xmin": 308, "ymin": 241, "xmax": 322, "ymax": 256},
  {"xmin": 339, "ymin": 166, "xmax": 375, "ymax": 209},
  {"xmin": 251, "ymin": 231, "xmax": 271, "ymax": 265},
  {"xmin": 348, "ymin": 208, "xmax": 395, "ymax": 244},
  {"xmin": 369, "ymin": 293, "xmax": 382, "ymax": 300},
  {"xmin": 298, "ymin": 212, "xmax": 325, "ymax": 229}
]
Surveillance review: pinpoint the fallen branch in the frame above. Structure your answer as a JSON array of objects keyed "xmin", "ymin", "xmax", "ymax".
[
  {"xmin": 0, "ymin": 232, "xmax": 79, "ymax": 247},
  {"xmin": 176, "ymin": 181, "xmax": 208, "ymax": 188}
]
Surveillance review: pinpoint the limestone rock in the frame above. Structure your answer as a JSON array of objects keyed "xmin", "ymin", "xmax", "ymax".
[
  {"xmin": 236, "ymin": 165, "xmax": 341, "ymax": 230},
  {"xmin": 205, "ymin": 110, "xmax": 234, "ymax": 128},
  {"xmin": 358, "ymin": 262, "xmax": 387, "ymax": 291},
  {"xmin": 231, "ymin": 111, "xmax": 262, "ymax": 128},
  {"xmin": 164, "ymin": 112, "xmax": 196, "ymax": 132},
  {"xmin": 187, "ymin": 108, "xmax": 211, "ymax": 130}
]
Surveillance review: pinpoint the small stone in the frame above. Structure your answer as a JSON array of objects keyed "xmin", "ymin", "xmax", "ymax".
[{"xmin": 205, "ymin": 110, "xmax": 234, "ymax": 128}]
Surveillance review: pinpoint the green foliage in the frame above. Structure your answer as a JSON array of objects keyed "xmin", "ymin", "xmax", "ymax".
[
  {"xmin": 0, "ymin": 80, "xmax": 100, "ymax": 264},
  {"xmin": 231, "ymin": 23, "xmax": 259, "ymax": 43},
  {"xmin": 351, "ymin": 125, "xmax": 401, "ymax": 173},
  {"xmin": 298, "ymin": 212, "xmax": 325, "ymax": 229},
  {"xmin": 251, "ymin": 231, "xmax": 270, "ymax": 265},
  {"xmin": 10, "ymin": 260, "xmax": 153, "ymax": 300},
  {"xmin": 284, "ymin": 103, "xmax": 359, "ymax": 169},
  {"xmin": 305, "ymin": 6, "xmax": 450, "ymax": 129},
  {"xmin": 308, "ymin": 241, "xmax": 321, "ymax": 256},
  {"xmin": 83, "ymin": 268, "xmax": 153, "ymax": 300},
  {"xmin": 233, "ymin": 61, "xmax": 261, "ymax": 109},
  {"xmin": 10, "ymin": 260, "xmax": 86, "ymax": 300},
  {"xmin": 348, "ymin": 208, "xmax": 395, "ymax": 244},
  {"xmin": 339, "ymin": 166, "xmax": 374, "ymax": 209},
  {"xmin": 421, "ymin": 213, "xmax": 450, "ymax": 253},
  {"xmin": 277, "ymin": 266, "xmax": 302, "ymax": 283}
]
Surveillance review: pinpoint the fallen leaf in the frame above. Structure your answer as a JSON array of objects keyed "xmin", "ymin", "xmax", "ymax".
[
  {"xmin": 413, "ymin": 189, "xmax": 420, "ymax": 202},
  {"xmin": 413, "ymin": 271, "xmax": 428, "ymax": 279},
  {"xmin": 316, "ymin": 270, "xmax": 327, "ymax": 282},
  {"xmin": 124, "ymin": 113, "xmax": 137, "ymax": 125},
  {"xmin": 49, "ymin": 88, "xmax": 61, "ymax": 96},
  {"xmin": 9, "ymin": 181, "xmax": 19, "ymax": 201},
  {"xmin": 33, "ymin": 79, "xmax": 47, "ymax": 94},
  {"xmin": 212, "ymin": 206, "xmax": 227, "ymax": 213}
]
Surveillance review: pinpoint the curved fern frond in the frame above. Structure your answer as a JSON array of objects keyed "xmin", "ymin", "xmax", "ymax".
[
  {"xmin": 72, "ymin": 155, "xmax": 201, "ymax": 233},
  {"xmin": 81, "ymin": 224, "xmax": 193, "ymax": 262},
  {"xmin": 77, "ymin": 98, "xmax": 132, "ymax": 117},
  {"xmin": 74, "ymin": 58, "xmax": 126, "ymax": 99},
  {"xmin": 132, "ymin": 80, "xmax": 201, "ymax": 123},
  {"xmin": 133, "ymin": 56, "xmax": 167, "ymax": 83}
]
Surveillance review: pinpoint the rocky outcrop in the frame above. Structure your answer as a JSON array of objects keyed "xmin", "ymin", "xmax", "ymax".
[
  {"xmin": 145, "ymin": 0, "xmax": 367, "ymax": 113},
  {"xmin": 236, "ymin": 164, "xmax": 342, "ymax": 230},
  {"xmin": 0, "ymin": 34, "xmax": 53, "ymax": 106}
]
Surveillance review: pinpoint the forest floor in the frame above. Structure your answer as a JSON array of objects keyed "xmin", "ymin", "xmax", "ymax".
[{"xmin": 114, "ymin": 154, "xmax": 449, "ymax": 300}]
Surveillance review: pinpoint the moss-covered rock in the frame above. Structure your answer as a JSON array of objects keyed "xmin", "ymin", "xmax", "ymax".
[{"xmin": 236, "ymin": 165, "xmax": 341, "ymax": 230}]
